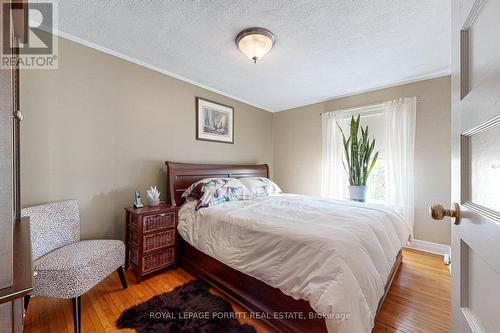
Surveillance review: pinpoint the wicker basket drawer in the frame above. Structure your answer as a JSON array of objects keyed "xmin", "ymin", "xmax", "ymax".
[
  {"xmin": 143, "ymin": 229, "xmax": 175, "ymax": 253},
  {"xmin": 143, "ymin": 213, "xmax": 175, "ymax": 232},
  {"xmin": 142, "ymin": 247, "xmax": 175, "ymax": 273}
]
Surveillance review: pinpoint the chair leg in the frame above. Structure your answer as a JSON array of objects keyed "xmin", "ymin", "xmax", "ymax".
[
  {"xmin": 117, "ymin": 266, "xmax": 128, "ymax": 289},
  {"xmin": 72, "ymin": 296, "xmax": 81, "ymax": 333},
  {"xmin": 24, "ymin": 295, "xmax": 31, "ymax": 311}
]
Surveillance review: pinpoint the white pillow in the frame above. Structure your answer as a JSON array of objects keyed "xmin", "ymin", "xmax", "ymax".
[{"xmin": 239, "ymin": 177, "xmax": 282, "ymax": 197}]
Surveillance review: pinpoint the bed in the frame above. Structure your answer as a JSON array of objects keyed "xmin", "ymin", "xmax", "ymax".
[{"xmin": 166, "ymin": 161, "xmax": 408, "ymax": 333}]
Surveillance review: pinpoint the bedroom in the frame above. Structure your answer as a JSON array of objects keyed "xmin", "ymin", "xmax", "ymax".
[{"xmin": 1, "ymin": 1, "xmax": 499, "ymax": 333}]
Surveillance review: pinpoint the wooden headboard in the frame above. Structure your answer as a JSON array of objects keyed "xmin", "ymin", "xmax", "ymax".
[{"xmin": 166, "ymin": 161, "xmax": 269, "ymax": 206}]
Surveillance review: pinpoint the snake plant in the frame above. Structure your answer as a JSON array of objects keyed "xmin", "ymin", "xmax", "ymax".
[{"xmin": 337, "ymin": 115, "xmax": 379, "ymax": 186}]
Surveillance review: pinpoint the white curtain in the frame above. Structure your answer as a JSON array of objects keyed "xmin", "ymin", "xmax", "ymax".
[
  {"xmin": 321, "ymin": 111, "xmax": 348, "ymax": 199},
  {"xmin": 384, "ymin": 97, "xmax": 416, "ymax": 238}
]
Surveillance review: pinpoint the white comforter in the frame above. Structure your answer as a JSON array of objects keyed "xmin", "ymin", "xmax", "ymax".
[{"xmin": 178, "ymin": 194, "xmax": 410, "ymax": 333}]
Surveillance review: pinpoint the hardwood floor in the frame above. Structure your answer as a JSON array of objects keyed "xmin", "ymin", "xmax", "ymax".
[
  {"xmin": 372, "ymin": 249, "xmax": 450, "ymax": 332},
  {"xmin": 24, "ymin": 249, "xmax": 450, "ymax": 333}
]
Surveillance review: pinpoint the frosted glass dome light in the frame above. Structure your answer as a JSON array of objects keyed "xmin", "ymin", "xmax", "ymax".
[{"xmin": 236, "ymin": 27, "xmax": 276, "ymax": 63}]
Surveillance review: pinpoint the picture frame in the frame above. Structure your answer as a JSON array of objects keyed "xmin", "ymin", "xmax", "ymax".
[{"xmin": 196, "ymin": 97, "xmax": 234, "ymax": 144}]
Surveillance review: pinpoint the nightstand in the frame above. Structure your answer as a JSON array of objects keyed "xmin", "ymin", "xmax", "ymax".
[{"xmin": 124, "ymin": 204, "xmax": 179, "ymax": 283}]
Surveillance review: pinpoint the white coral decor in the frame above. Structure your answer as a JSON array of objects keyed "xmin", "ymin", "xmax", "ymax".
[{"xmin": 146, "ymin": 186, "xmax": 161, "ymax": 206}]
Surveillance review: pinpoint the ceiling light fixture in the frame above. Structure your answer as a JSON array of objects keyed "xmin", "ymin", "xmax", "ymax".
[{"xmin": 235, "ymin": 27, "xmax": 275, "ymax": 63}]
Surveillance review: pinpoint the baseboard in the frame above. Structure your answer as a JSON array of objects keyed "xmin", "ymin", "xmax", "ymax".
[{"xmin": 405, "ymin": 239, "xmax": 451, "ymax": 257}]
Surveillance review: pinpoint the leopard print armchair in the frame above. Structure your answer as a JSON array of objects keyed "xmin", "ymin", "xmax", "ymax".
[{"xmin": 21, "ymin": 200, "xmax": 127, "ymax": 333}]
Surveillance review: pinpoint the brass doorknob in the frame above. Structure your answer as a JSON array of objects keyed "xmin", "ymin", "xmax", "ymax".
[{"xmin": 429, "ymin": 202, "xmax": 461, "ymax": 224}]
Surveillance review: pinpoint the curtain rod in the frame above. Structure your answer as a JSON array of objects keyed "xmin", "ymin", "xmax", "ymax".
[{"xmin": 319, "ymin": 96, "xmax": 420, "ymax": 115}]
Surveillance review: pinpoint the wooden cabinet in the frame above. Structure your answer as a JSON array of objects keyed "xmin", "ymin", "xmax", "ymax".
[{"xmin": 125, "ymin": 205, "xmax": 179, "ymax": 282}]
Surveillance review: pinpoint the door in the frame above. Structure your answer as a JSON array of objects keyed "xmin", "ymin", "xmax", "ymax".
[
  {"xmin": 0, "ymin": 0, "xmax": 16, "ymax": 291},
  {"xmin": 0, "ymin": 1, "xmax": 27, "ymax": 332},
  {"xmin": 446, "ymin": 0, "xmax": 500, "ymax": 332},
  {"xmin": 1, "ymin": 0, "xmax": 24, "ymax": 290}
]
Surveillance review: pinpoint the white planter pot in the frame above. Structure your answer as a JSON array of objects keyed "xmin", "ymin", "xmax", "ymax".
[{"xmin": 348, "ymin": 186, "xmax": 367, "ymax": 202}]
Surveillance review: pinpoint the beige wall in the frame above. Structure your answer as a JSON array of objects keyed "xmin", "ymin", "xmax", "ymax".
[
  {"xmin": 272, "ymin": 76, "xmax": 451, "ymax": 245},
  {"xmin": 20, "ymin": 35, "xmax": 451, "ymax": 245},
  {"xmin": 20, "ymin": 36, "xmax": 273, "ymax": 240}
]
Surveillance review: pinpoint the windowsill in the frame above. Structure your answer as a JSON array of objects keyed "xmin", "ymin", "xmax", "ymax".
[
  {"xmin": 341, "ymin": 198, "xmax": 385, "ymax": 206},
  {"xmin": 365, "ymin": 199, "xmax": 385, "ymax": 205},
  {"xmin": 341, "ymin": 198, "xmax": 386, "ymax": 206}
]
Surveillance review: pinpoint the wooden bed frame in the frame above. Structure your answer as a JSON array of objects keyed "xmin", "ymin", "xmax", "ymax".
[{"xmin": 166, "ymin": 161, "xmax": 402, "ymax": 333}]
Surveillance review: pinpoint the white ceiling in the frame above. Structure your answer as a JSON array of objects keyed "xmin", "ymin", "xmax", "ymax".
[{"xmin": 54, "ymin": 0, "xmax": 451, "ymax": 112}]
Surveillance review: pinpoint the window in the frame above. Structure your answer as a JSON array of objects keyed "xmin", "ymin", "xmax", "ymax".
[
  {"xmin": 322, "ymin": 97, "xmax": 416, "ymax": 233},
  {"xmin": 337, "ymin": 107, "xmax": 386, "ymax": 203},
  {"xmin": 366, "ymin": 157, "xmax": 385, "ymax": 202},
  {"xmin": 362, "ymin": 113, "xmax": 386, "ymax": 203}
]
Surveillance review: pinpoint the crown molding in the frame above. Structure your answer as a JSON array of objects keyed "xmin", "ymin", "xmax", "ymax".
[
  {"xmin": 274, "ymin": 70, "xmax": 451, "ymax": 112},
  {"xmin": 51, "ymin": 29, "xmax": 271, "ymax": 112},
  {"xmin": 51, "ymin": 29, "xmax": 450, "ymax": 114}
]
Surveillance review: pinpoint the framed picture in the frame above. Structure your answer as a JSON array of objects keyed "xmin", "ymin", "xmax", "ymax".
[{"xmin": 196, "ymin": 97, "xmax": 234, "ymax": 144}]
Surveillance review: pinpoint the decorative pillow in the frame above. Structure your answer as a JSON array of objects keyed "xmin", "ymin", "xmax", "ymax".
[
  {"xmin": 182, "ymin": 178, "xmax": 253, "ymax": 210},
  {"xmin": 239, "ymin": 177, "xmax": 282, "ymax": 197}
]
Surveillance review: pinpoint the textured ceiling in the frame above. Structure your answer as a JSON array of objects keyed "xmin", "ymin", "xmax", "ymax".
[{"xmin": 54, "ymin": 0, "xmax": 451, "ymax": 112}]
